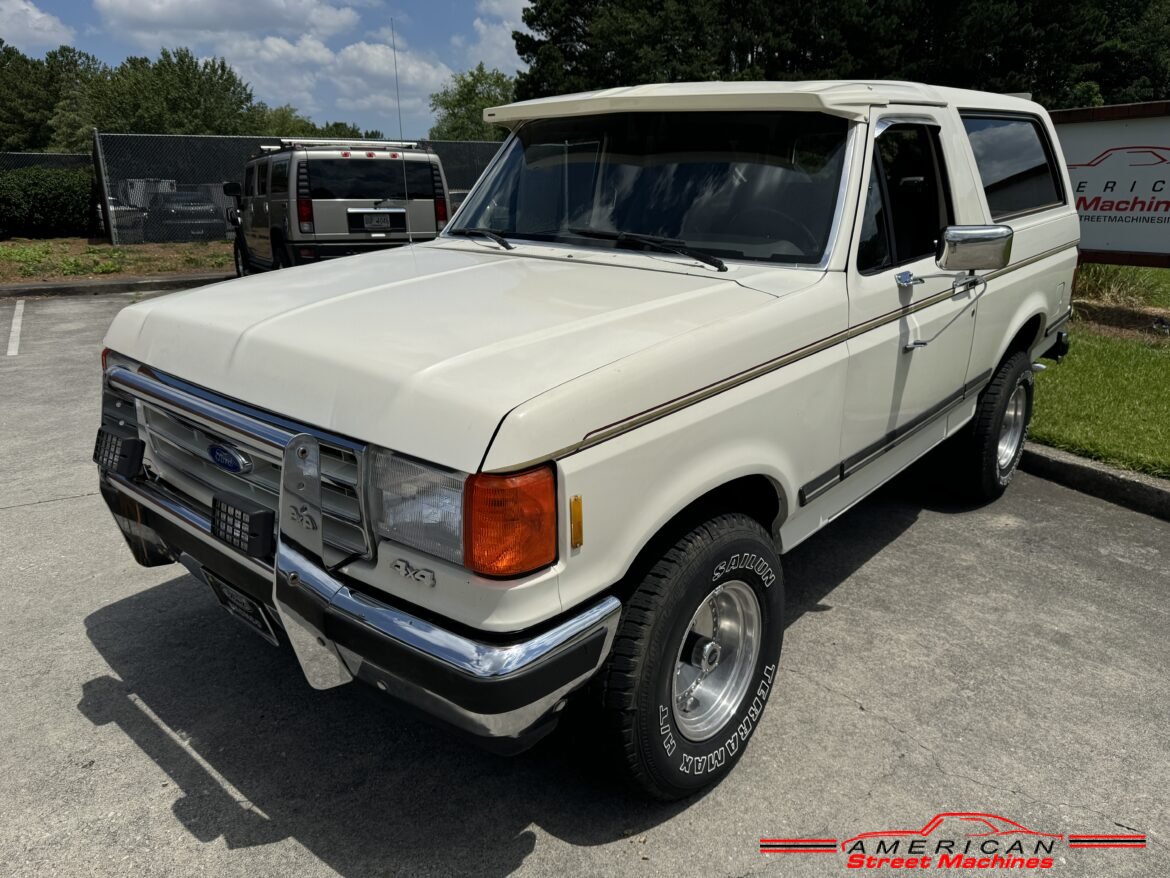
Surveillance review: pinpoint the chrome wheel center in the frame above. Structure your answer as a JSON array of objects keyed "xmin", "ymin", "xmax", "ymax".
[
  {"xmin": 696, "ymin": 639, "xmax": 721, "ymax": 673},
  {"xmin": 997, "ymin": 383, "xmax": 1028, "ymax": 470},
  {"xmin": 671, "ymin": 580, "xmax": 762, "ymax": 742}
]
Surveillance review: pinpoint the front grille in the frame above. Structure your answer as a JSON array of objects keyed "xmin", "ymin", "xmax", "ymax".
[{"xmin": 132, "ymin": 395, "xmax": 369, "ymax": 567}]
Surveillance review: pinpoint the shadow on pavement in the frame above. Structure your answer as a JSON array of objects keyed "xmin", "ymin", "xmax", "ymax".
[{"xmin": 79, "ymin": 474, "xmax": 929, "ymax": 877}]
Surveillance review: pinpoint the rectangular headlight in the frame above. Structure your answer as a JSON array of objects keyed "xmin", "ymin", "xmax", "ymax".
[{"xmin": 369, "ymin": 448, "xmax": 466, "ymax": 564}]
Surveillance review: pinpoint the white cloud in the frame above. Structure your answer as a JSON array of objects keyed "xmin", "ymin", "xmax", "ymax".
[
  {"xmin": 333, "ymin": 41, "xmax": 452, "ymax": 91},
  {"xmin": 475, "ymin": 0, "xmax": 527, "ymax": 20},
  {"xmin": 335, "ymin": 92, "xmax": 427, "ymax": 115},
  {"xmin": 219, "ymin": 34, "xmax": 335, "ymax": 67},
  {"xmin": 93, "ymin": 0, "xmax": 359, "ymax": 41},
  {"xmin": 457, "ymin": 0, "xmax": 528, "ymax": 74},
  {"xmin": 215, "ymin": 35, "xmax": 334, "ymax": 114},
  {"xmin": 0, "ymin": 0, "xmax": 74, "ymax": 49},
  {"xmin": 329, "ymin": 44, "xmax": 452, "ymax": 135}
]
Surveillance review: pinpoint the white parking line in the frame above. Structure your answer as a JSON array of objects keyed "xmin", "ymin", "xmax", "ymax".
[{"xmin": 5, "ymin": 299, "xmax": 24, "ymax": 356}]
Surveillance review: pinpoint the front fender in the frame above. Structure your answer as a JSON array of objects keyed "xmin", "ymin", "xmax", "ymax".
[
  {"xmin": 556, "ymin": 432, "xmax": 796, "ymax": 616},
  {"xmin": 552, "ymin": 339, "xmax": 849, "ymax": 614}
]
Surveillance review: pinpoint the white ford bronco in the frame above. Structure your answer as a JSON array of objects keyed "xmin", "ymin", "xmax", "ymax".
[{"xmin": 95, "ymin": 81, "xmax": 1077, "ymax": 799}]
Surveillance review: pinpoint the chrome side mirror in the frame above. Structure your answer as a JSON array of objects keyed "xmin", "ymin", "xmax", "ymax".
[{"xmin": 936, "ymin": 224, "xmax": 1013, "ymax": 272}]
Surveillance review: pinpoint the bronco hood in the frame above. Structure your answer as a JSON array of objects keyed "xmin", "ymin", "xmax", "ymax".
[{"xmin": 105, "ymin": 242, "xmax": 794, "ymax": 472}]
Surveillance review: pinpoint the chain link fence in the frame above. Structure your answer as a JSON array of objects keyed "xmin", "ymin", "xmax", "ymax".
[{"xmin": 93, "ymin": 132, "xmax": 502, "ymax": 244}]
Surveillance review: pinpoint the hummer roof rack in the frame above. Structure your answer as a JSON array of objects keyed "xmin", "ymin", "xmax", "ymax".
[{"xmin": 258, "ymin": 137, "xmax": 421, "ymax": 152}]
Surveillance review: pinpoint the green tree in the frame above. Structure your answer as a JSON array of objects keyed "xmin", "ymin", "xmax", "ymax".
[
  {"xmin": 0, "ymin": 38, "xmax": 54, "ymax": 150},
  {"xmin": 0, "ymin": 41, "xmax": 378, "ymax": 149},
  {"xmin": 47, "ymin": 84, "xmax": 95, "ymax": 151},
  {"xmin": 245, "ymin": 104, "xmax": 385, "ymax": 139},
  {"xmin": 92, "ymin": 48, "xmax": 256, "ymax": 135},
  {"xmin": 514, "ymin": 0, "xmax": 604, "ymax": 100},
  {"xmin": 428, "ymin": 62, "xmax": 515, "ymax": 140},
  {"xmin": 1093, "ymin": 0, "xmax": 1170, "ymax": 103},
  {"xmin": 316, "ymin": 120, "xmax": 365, "ymax": 138},
  {"xmin": 44, "ymin": 47, "xmax": 107, "ymax": 151},
  {"xmin": 512, "ymin": 0, "xmax": 1170, "ymax": 109}
]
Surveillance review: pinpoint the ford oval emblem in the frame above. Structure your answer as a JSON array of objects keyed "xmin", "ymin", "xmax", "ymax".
[{"xmin": 207, "ymin": 443, "xmax": 253, "ymax": 474}]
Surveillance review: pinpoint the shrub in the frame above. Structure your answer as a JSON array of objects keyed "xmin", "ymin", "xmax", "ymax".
[
  {"xmin": 0, "ymin": 167, "xmax": 93, "ymax": 239},
  {"xmin": 1073, "ymin": 264, "xmax": 1166, "ymax": 310}
]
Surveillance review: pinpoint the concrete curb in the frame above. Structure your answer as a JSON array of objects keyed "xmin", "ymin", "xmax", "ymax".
[
  {"xmin": 0, "ymin": 273, "xmax": 232, "ymax": 299},
  {"xmin": 1021, "ymin": 442, "xmax": 1170, "ymax": 522}
]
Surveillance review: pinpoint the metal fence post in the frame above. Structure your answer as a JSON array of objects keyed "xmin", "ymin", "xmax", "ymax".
[{"xmin": 91, "ymin": 128, "xmax": 114, "ymax": 244}]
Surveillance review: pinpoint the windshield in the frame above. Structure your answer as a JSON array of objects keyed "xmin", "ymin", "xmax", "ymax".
[
  {"xmin": 452, "ymin": 111, "xmax": 849, "ymax": 265},
  {"xmin": 306, "ymin": 159, "xmax": 436, "ymax": 200}
]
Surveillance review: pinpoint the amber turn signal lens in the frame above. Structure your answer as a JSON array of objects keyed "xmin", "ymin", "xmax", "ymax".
[{"xmin": 464, "ymin": 465, "xmax": 557, "ymax": 577}]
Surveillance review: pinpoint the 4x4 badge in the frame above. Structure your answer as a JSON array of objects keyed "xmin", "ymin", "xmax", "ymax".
[
  {"xmin": 288, "ymin": 504, "xmax": 318, "ymax": 531},
  {"xmin": 392, "ymin": 558, "xmax": 436, "ymax": 587}
]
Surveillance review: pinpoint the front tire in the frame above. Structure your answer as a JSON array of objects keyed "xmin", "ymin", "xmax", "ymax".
[
  {"xmin": 600, "ymin": 513, "xmax": 784, "ymax": 800},
  {"xmin": 950, "ymin": 351, "xmax": 1035, "ymax": 502}
]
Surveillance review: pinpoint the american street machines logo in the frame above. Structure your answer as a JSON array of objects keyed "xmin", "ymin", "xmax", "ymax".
[{"xmin": 759, "ymin": 811, "xmax": 1147, "ymax": 870}]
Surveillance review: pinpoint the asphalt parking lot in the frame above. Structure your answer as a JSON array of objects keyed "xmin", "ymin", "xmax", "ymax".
[{"xmin": 0, "ymin": 292, "xmax": 1166, "ymax": 877}]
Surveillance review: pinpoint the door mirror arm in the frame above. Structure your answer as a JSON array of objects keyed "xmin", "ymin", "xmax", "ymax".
[{"xmin": 895, "ymin": 269, "xmax": 980, "ymax": 292}]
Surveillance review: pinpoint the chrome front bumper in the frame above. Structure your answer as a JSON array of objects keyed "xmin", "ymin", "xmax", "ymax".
[{"xmin": 97, "ymin": 367, "xmax": 621, "ymax": 748}]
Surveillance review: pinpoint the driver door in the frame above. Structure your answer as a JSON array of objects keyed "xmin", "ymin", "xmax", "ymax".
[{"xmin": 841, "ymin": 108, "xmax": 981, "ymax": 477}]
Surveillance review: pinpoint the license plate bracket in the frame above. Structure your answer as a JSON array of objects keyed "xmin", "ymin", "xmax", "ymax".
[
  {"xmin": 349, "ymin": 208, "xmax": 406, "ymax": 233},
  {"xmin": 205, "ymin": 570, "xmax": 279, "ymax": 646},
  {"xmin": 363, "ymin": 213, "xmax": 394, "ymax": 229}
]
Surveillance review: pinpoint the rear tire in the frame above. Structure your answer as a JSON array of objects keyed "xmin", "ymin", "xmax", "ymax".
[
  {"xmin": 948, "ymin": 351, "xmax": 1034, "ymax": 502},
  {"xmin": 600, "ymin": 513, "xmax": 784, "ymax": 800},
  {"xmin": 271, "ymin": 242, "xmax": 289, "ymax": 269}
]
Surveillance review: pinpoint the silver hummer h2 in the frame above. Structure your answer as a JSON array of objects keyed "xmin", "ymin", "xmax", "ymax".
[{"xmin": 224, "ymin": 138, "xmax": 452, "ymax": 275}]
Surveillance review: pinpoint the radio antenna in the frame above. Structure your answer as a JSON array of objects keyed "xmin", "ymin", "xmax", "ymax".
[{"xmin": 390, "ymin": 18, "xmax": 414, "ymax": 247}]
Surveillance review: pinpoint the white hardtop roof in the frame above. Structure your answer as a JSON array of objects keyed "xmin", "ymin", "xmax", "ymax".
[{"xmin": 484, "ymin": 80, "xmax": 1044, "ymax": 127}]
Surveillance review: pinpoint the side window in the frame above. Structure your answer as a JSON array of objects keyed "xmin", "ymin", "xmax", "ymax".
[
  {"xmin": 961, "ymin": 115, "xmax": 1064, "ymax": 219},
  {"xmin": 257, "ymin": 160, "xmax": 269, "ymax": 196},
  {"xmin": 857, "ymin": 159, "xmax": 892, "ymax": 272},
  {"xmin": 270, "ymin": 160, "xmax": 289, "ymax": 195},
  {"xmin": 858, "ymin": 123, "xmax": 953, "ymax": 273},
  {"xmin": 244, "ymin": 164, "xmax": 255, "ymax": 196}
]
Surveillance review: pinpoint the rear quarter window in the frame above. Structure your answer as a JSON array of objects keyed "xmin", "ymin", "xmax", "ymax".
[
  {"xmin": 960, "ymin": 115, "xmax": 1064, "ymax": 219},
  {"xmin": 270, "ymin": 160, "xmax": 289, "ymax": 195}
]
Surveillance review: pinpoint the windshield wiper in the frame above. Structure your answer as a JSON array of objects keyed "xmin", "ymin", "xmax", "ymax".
[
  {"xmin": 567, "ymin": 228, "xmax": 726, "ymax": 272},
  {"xmin": 447, "ymin": 227, "xmax": 515, "ymax": 250}
]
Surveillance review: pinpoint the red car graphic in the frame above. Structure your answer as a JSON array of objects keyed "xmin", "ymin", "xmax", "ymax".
[
  {"xmin": 841, "ymin": 812, "xmax": 1063, "ymax": 850},
  {"xmin": 1067, "ymin": 145, "xmax": 1170, "ymax": 168}
]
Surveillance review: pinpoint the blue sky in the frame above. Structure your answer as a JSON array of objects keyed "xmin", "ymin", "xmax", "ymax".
[{"xmin": 2, "ymin": 0, "xmax": 529, "ymax": 137}]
